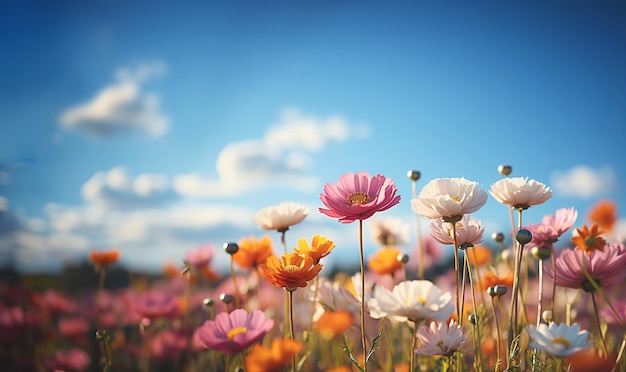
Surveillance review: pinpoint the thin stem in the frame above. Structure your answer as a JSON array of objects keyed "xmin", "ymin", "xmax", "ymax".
[
  {"xmin": 288, "ymin": 289, "xmax": 296, "ymax": 372},
  {"xmin": 536, "ymin": 260, "xmax": 544, "ymax": 328},
  {"xmin": 413, "ymin": 178, "xmax": 425, "ymax": 280},
  {"xmin": 308, "ymin": 275, "xmax": 320, "ymax": 337},
  {"xmin": 410, "ymin": 322, "xmax": 418, "ymax": 372},
  {"xmin": 613, "ymin": 336, "xmax": 626, "ymax": 372},
  {"xmin": 550, "ymin": 246, "xmax": 557, "ymax": 320},
  {"xmin": 490, "ymin": 297, "xmax": 502, "ymax": 372},
  {"xmin": 229, "ymin": 257, "xmax": 241, "ymax": 309},
  {"xmin": 509, "ymin": 209, "xmax": 524, "ymax": 344},
  {"xmin": 591, "ymin": 292, "xmax": 609, "ymax": 355},
  {"xmin": 466, "ymin": 256, "xmax": 484, "ymax": 371},
  {"xmin": 281, "ymin": 230, "xmax": 287, "ymax": 255},
  {"xmin": 359, "ymin": 219, "xmax": 368, "ymax": 372},
  {"xmin": 451, "ymin": 221, "xmax": 462, "ymax": 326}
]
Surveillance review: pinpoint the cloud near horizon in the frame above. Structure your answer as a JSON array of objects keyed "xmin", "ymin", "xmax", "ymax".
[
  {"xmin": 174, "ymin": 109, "xmax": 368, "ymax": 198},
  {"xmin": 59, "ymin": 61, "xmax": 169, "ymax": 138},
  {"xmin": 551, "ymin": 165, "xmax": 617, "ymax": 199}
]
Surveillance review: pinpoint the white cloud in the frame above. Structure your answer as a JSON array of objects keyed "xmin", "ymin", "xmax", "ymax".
[
  {"xmin": 174, "ymin": 109, "xmax": 367, "ymax": 198},
  {"xmin": 81, "ymin": 166, "xmax": 173, "ymax": 209},
  {"xmin": 59, "ymin": 61, "xmax": 168, "ymax": 137},
  {"xmin": 551, "ymin": 165, "xmax": 617, "ymax": 198}
]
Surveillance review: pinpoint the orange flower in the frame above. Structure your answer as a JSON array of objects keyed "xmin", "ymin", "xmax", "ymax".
[
  {"xmin": 567, "ymin": 350, "xmax": 616, "ymax": 372},
  {"xmin": 261, "ymin": 253, "xmax": 322, "ymax": 289},
  {"xmin": 235, "ymin": 236, "xmax": 274, "ymax": 269},
  {"xmin": 588, "ymin": 200, "xmax": 617, "ymax": 232},
  {"xmin": 479, "ymin": 270, "xmax": 514, "ymax": 292},
  {"xmin": 465, "ymin": 245, "xmax": 493, "ymax": 267},
  {"xmin": 368, "ymin": 246, "xmax": 403, "ymax": 276},
  {"xmin": 293, "ymin": 235, "xmax": 335, "ymax": 263},
  {"xmin": 315, "ymin": 310, "xmax": 353, "ymax": 340},
  {"xmin": 89, "ymin": 249, "xmax": 120, "ymax": 271},
  {"xmin": 162, "ymin": 263, "xmax": 179, "ymax": 278},
  {"xmin": 571, "ymin": 224, "xmax": 606, "ymax": 256},
  {"xmin": 325, "ymin": 367, "xmax": 352, "ymax": 372},
  {"xmin": 244, "ymin": 338, "xmax": 302, "ymax": 372}
]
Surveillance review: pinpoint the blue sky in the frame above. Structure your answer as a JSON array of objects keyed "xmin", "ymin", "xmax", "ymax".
[{"xmin": 1, "ymin": 1, "xmax": 625, "ymax": 274}]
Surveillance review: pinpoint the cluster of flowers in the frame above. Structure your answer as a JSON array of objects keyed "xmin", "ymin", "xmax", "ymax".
[{"xmin": 1, "ymin": 168, "xmax": 624, "ymax": 372}]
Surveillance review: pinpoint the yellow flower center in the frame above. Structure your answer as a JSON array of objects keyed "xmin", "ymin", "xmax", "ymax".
[
  {"xmin": 551, "ymin": 337, "xmax": 570, "ymax": 349},
  {"xmin": 347, "ymin": 192, "xmax": 372, "ymax": 205},
  {"xmin": 227, "ymin": 327, "xmax": 248, "ymax": 340},
  {"xmin": 285, "ymin": 264, "xmax": 300, "ymax": 273},
  {"xmin": 417, "ymin": 296, "xmax": 427, "ymax": 305},
  {"xmin": 450, "ymin": 195, "xmax": 461, "ymax": 202}
]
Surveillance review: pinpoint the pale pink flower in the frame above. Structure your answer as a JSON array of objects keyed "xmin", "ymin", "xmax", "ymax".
[
  {"xmin": 319, "ymin": 172, "xmax": 401, "ymax": 224},
  {"xmin": 525, "ymin": 208, "xmax": 578, "ymax": 248},
  {"xmin": 544, "ymin": 243, "xmax": 626, "ymax": 291},
  {"xmin": 185, "ymin": 245, "xmax": 215, "ymax": 268},
  {"xmin": 415, "ymin": 320, "xmax": 469, "ymax": 356},
  {"xmin": 370, "ymin": 216, "xmax": 410, "ymax": 246},
  {"xmin": 367, "ymin": 280, "xmax": 454, "ymax": 323},
  {"xmin": 429, "ymin": 215, "xmax": 484, "ymax": 249},
  {"xmin": 527, "ymin": 322, "xmax": 590, "ymax": 357},
  {"xmin": 490, "ymin": 177, "xmax": 552, "ymax": 209},
  {"xmin": 195, "ymin": 308, "xmax": 274, "ymax": 354},
  {"xmin": 411, "ymin": 178, "xmax": 487, "ymax": 220},
  {"xmin": 253, "ymin": 201, "xmax": 309, "ymax": 232}
]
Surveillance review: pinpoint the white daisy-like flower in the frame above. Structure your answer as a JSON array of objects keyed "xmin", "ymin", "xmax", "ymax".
[
  {"xmin": 429, "ymin": 215, "xmax": 484, "ymax": 249},
  {"xmin": 367, "ymin": 280, "xmax": 454, "ymax": 323},
  {"xmin": 415, "ymin": 320, "xmax": 469, "ymax": 356},
  {"xmin": 252, "ymin": 202, "xmax": 309, "ymax": 232},
  {"xmin": 490, "ymin": 177, "xmax": 552, "ymax": 210},
  {"xmin": 370, "ymin": 217, "xmax": 410, "ymax": 246},
  {"xmin": 526, "ymin": 322, "xmax": 590, "ymax": 357},
  {"xmin": 309, "ymin": 277, "xmax": 359, "ymax": 322},
  {"xmin": 411, "ymin": 178, "xmax": 488, "ymax": 221}
]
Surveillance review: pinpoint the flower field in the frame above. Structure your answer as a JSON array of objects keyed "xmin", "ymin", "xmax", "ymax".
[{"xmin": 1, "ymin": 168, "xmax": 624, "ymax": 372}]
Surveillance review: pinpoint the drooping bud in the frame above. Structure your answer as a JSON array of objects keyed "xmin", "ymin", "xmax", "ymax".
[
  {"xmin": 492, "ymin": 232, "xmax": 505, "ymax": 243},
  {"xmin": 220, "ymin": 293, "xmax": 234, "ymax": 305},
  {"xmin": 498, "ymin": 164, "xmax": 512, "ymax": 177},
  {"xmin": 407, "ymin": 170, "xmax": 421, "ymax": 181},
  {"xmin": 223, "ymin": 242, "xmax": 239, "ymax": 255},
  {"xmin": 397, "ymin": 253, "xmax": 410, "ymax": 264}
]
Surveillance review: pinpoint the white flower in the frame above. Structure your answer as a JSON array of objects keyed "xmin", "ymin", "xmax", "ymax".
[
  {"xmin": 527, "ymin": 322, "xmax": 590, "ymax": 357},
  {"xmin": 309, "ymin": 277, "xmax": 359, "ymax": 322},
  {"xmin": 411, "ymin": 178, "xmax": 488, "ymax": 221},
  {"xmin": 367, "ymin": 280, "xmax": 454, "ymax": 323},
  {"xmin": 416, "ymin": 320, "xmax": 469, "ymax": 356},
  {"xmin": 252, "ymin": 202, "xmax": 309, "ymax": 232},
  {"xmin": 370, "ymin": 217, "xmax": 410, "ymax": 246},
  {"xmin": 490, "ymin": 177, "xmax": 552, "ymax": 209},
  {"xmin": 429, "ymin": 215, "xmax": 484, "ymax": 248}
]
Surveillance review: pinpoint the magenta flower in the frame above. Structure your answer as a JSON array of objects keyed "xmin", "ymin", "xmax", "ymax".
[
  {"xmin": 319, "ymin": 172, "xmax": 401, "ymax": 224},
  {"xmin": 44, "ymin": 348, "xmax": 91, "ymax": 372},
  {"xmin": 185, "ymin": 244, "xmax": 215, "ymax": 268},
  {"xmin": 545, "ymin": 243, "xmax": 626, "ymax": 291},
  {"xmin": 525, "ymin": 207, "xmax": 578, "ymax": 248},
  {"xmin": 134, "ymin": 292, "xmax": 179, "ymax": 320},
  {"xmin": 194, "ymin": 308, "xmax": 274, "ymax": 354}
]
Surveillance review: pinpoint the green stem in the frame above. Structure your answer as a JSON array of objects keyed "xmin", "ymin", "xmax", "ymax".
[
  {"xmin": 229, "ymin": 257, "xmax": 241, "ymax": 309},
  {"xmin": 358, "ymin": 219, "xmax": 368, "ymax": 372},
  {"xmin": 288, "ymin": 289, "xmax": 296, "ymax": 372},
  {"xmin": 410, "ymin": 322, "xmax": 418, "ymax": 372}
]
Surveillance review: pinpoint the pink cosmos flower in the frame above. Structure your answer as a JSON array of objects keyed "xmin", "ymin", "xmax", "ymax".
[
  {"xmin": 429, "ymin": 215, "xmax": 484, "ymax": 249},
  {"xmin": 544, "ymin": 243, "xmax": 626, "ymax": 291},
  {"xmin": 490, "ymin": 177, "xmax": 552, "ymax": 209},
  {"xmin": 58, "ymin": 317, "xmax": 90, "ymax": 342},
  {"xmin": 525, "ymin": 208, "xmax": 578, "ymax": 248},
  {"xmin": 194, "ymin": 308, "xmax": 274, "ymax": 354},
  {"xmin": 415, "ymin": 320, "xmax": 469, "ymax": 356},
  {"xmin": 134, "ymin": 292, "xmax": 179, "ymax": 320},
  {"xmin": 151, "ymin": 329, "xmax": 188, "ymax": 360},
  {"xmin": 185, "ymin": 245, "xmax": 215, "ymax": 268},
  {"xmin": 319, "ymin": 172, "xmax": 401, "ymax": 224},
  {"xmin": 411, "ymin": 178, "xmax": 487, "ymax": 221}
]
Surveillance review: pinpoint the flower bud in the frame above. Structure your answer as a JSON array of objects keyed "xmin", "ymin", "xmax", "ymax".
[
  {"xmin": 531, "ymin": 246, "xmax": 552, "ymax": 260},
  {"xmin": 487, "ymin": 286, "xmax": 496, "ymax": 297},
  {"xmin": 397, "ymin": 253, "xmax": 409, "ymax": 264},
  {"xmin": 494, "ymin": 285, "xmax": 507, "ymax": 297},
  {"xmin": 515, "ymin": 229, "xmax": 532, "ymax": 246},
  {"xmin": 203, "ymin": 298, "xmax": 214, "ymax": 307},
  {"xmin": 223, "ymin": 242, "xmax": 239, "ymax": 255},
  {"xmin": 498, "ymin": 164, "xmax": 512, "ymax": 176},
  {"xmin": 492, "ymin": 232, "xmax": 505, "ymax": 243},
  {"xmin": 542, "ymin": 310, "xmax": 553, "ymax": 323},
  {"xmin": 220, "ymin": 293, "xmax": 234, "ymax": 305},
  {"xmin": 468, "ymin": 313, "xmax": 478, "ymax": 325},
  {"xmin": 407, "ymin": 170, "xmax": 421, "ymax": 181}
]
